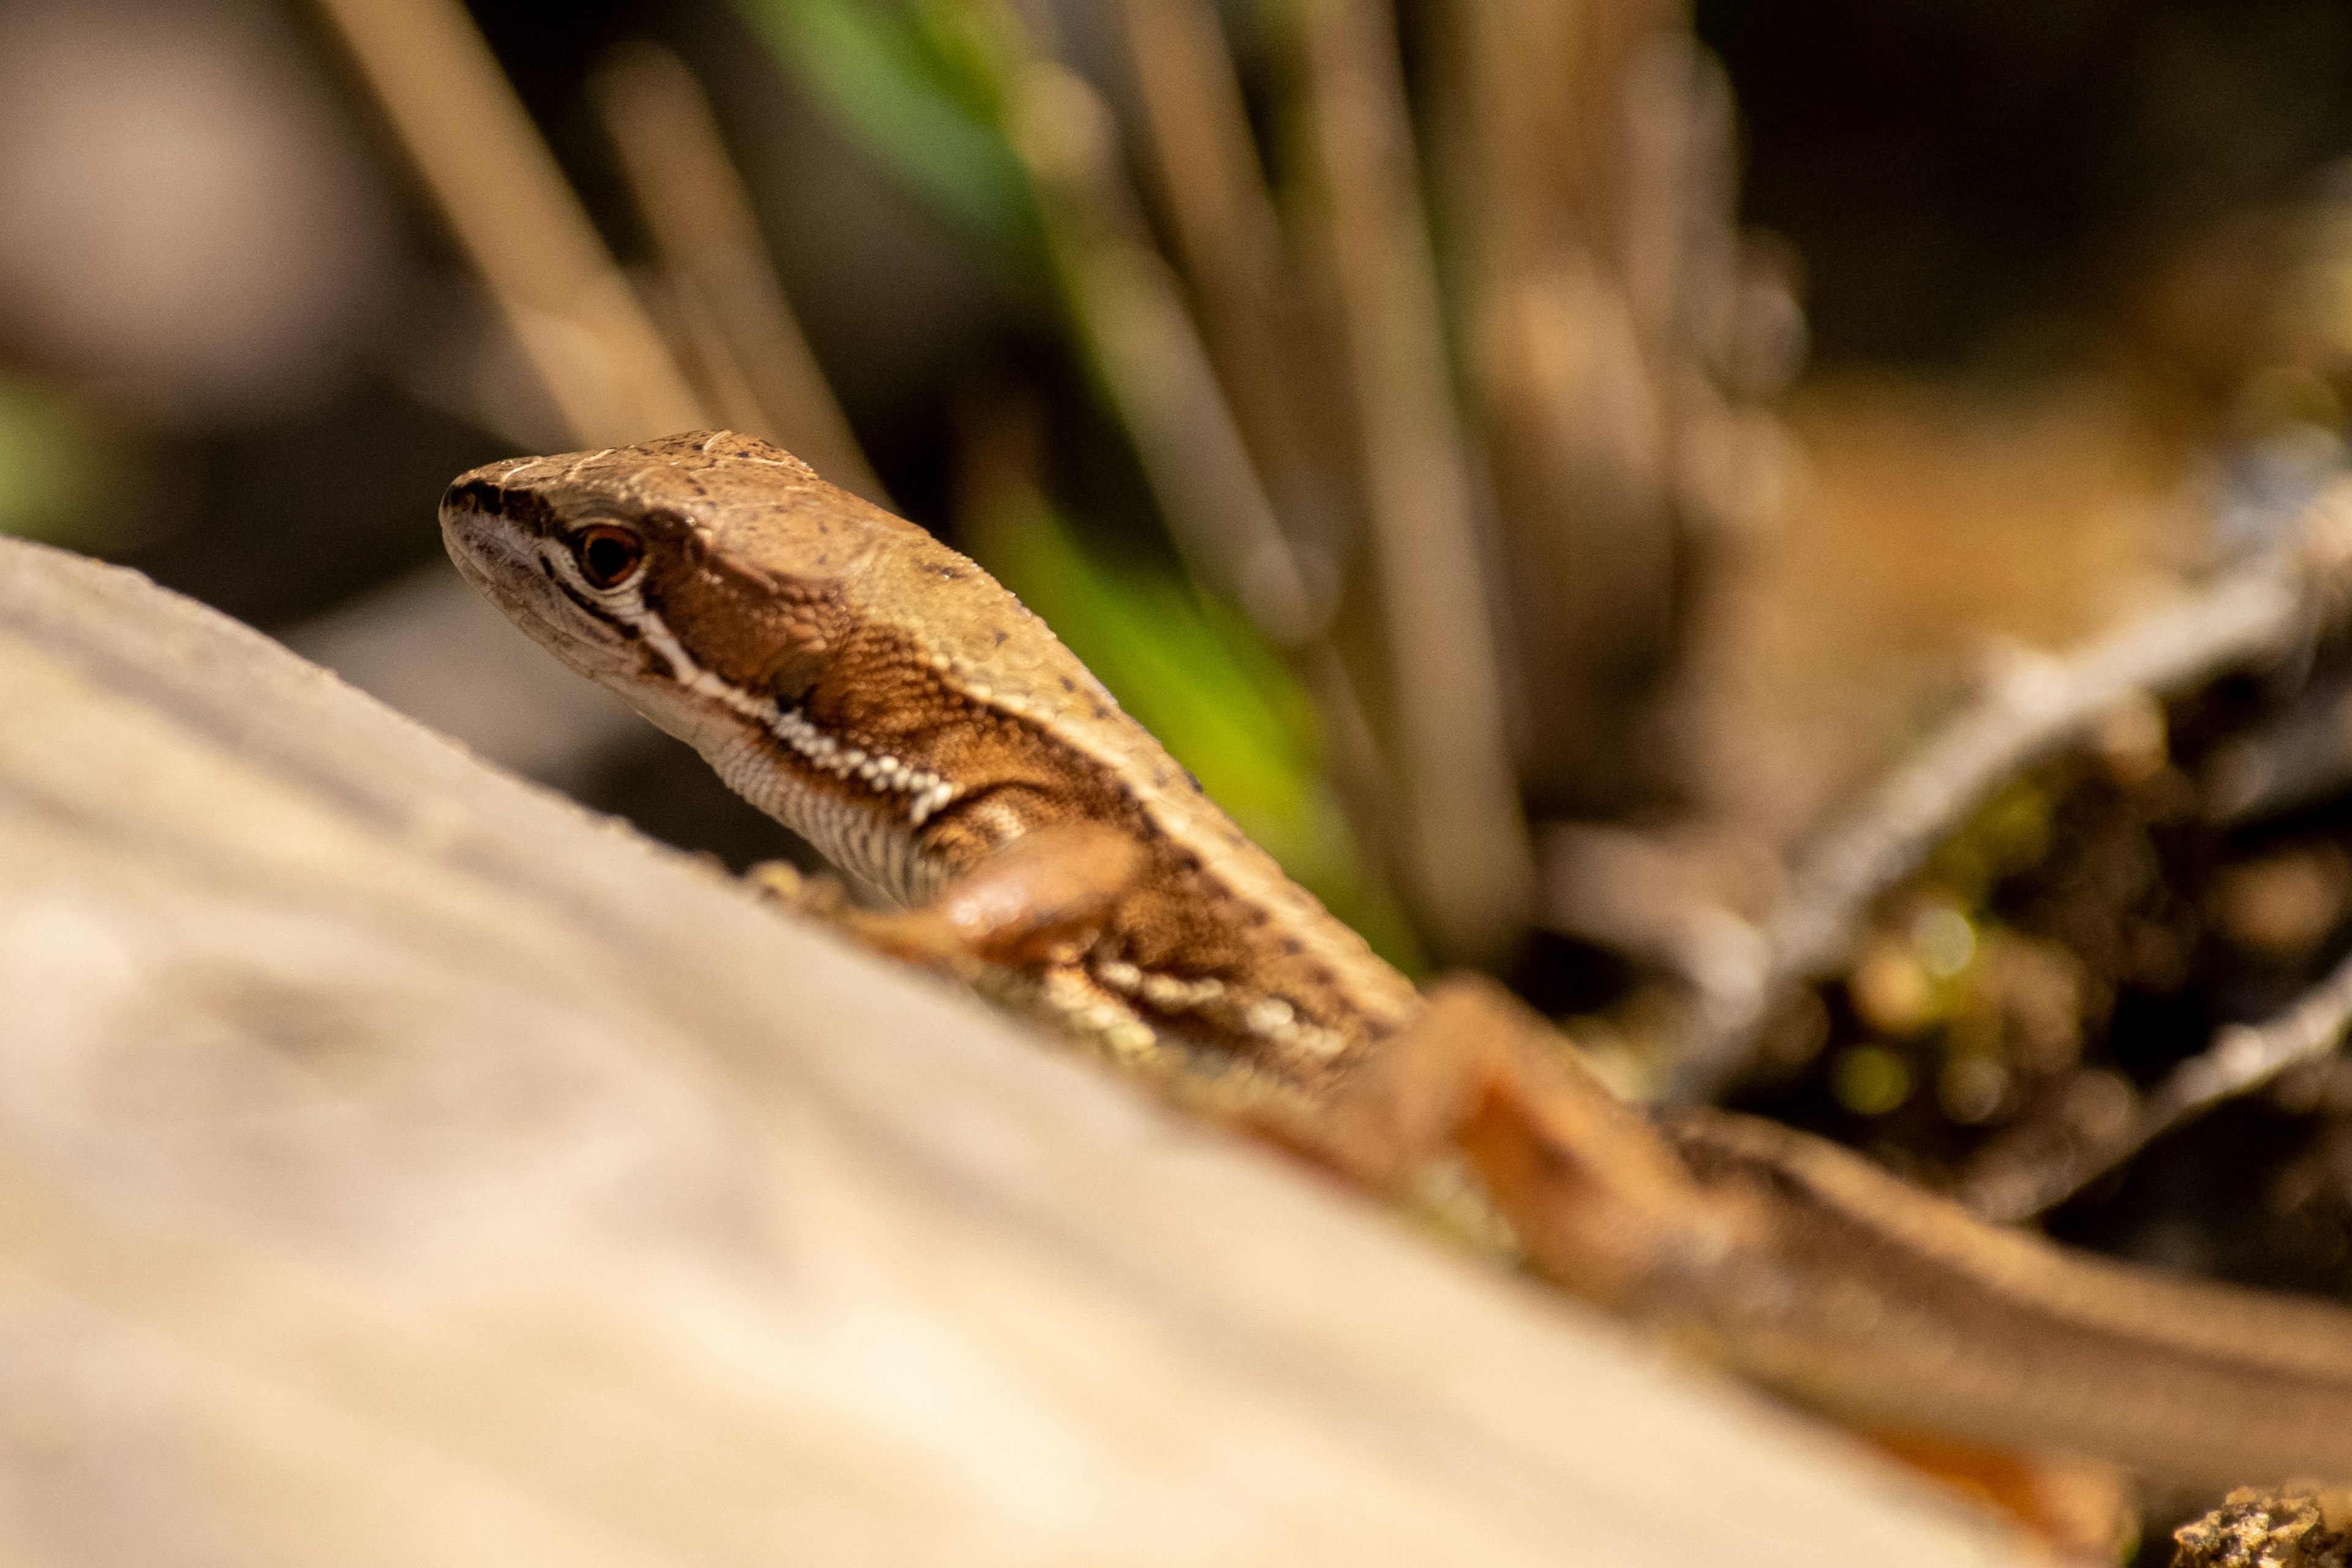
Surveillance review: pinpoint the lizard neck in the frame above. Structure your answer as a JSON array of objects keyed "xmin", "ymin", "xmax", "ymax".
[{"xmin": 657, "ymin": 605, "xmax": 1425, "ymax": 1088}]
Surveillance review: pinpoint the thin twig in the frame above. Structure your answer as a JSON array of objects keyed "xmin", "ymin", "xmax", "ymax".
[
  {"xmin": 306, "ymin": 0, "xmax": 703, "ymax": 446},
  {"xmin": 1294, "ymin": 0, "xmax": 1535, "ymax": 962},
  {"xmin": 1672, "ymin": 476, "xmax": 2352, "ymax": 1102},
  {"xmin": 2203, "ymin": 680, "xmax": 2352, "ymax": 824},
  {"xmin": 588, "ymin": 42, "xmax": 888, "ymax": 503},
  {"xmin": 1967, "ymin": 943, "xmax": 2352, "ymax": 1222}
]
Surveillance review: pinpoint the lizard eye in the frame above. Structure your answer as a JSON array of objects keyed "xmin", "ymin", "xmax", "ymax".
[{"xmin": 570, "ymin": 524, "xmax": 644, "ymax": 589}]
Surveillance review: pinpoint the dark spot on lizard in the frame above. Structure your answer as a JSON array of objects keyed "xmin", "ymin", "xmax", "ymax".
[
  {"xmin": 1060, "ymin": 676, "xmax": 1076, "ymax": 692},
  {"xmin": 993, "ymin": 628, "xmax": 1008, "ymax": 646},
  {"xmin": 1184, "ymin": 769, "xmax": 1204, "ymax": 793}
]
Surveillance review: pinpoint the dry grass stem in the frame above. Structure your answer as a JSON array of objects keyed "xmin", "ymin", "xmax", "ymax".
[
  {"xmin": 1117, "ymin": 0, "xmax": 1350, "ymax": 557},
  {"xmin": 306, "ymin": 0, "xmax": 703, "ymax": 446},
  {"xmin": 589, "ymin": 42, "xmax": 888, "ymax": 503},
  {"xmin": 1296, "ymin": 0, "xmax": 1534, "ymax": 960},
  {"xmin": 1444, "ymin": 0, "xmax": 1779, "ymax": 816},
  {"xmin": 1009, "ymin": 61, "xmax": 1324, "ymax": 647}
]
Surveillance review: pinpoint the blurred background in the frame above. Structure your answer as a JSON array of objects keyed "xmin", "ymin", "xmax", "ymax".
[{"xmin": 11, "ymin": 0, "xmax": 2352, "ymax": 1374}]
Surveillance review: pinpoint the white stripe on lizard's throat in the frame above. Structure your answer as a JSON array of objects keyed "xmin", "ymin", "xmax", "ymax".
[{"xmin": 616, "ymin": 588, "xmax": 959, "ymax": 896}]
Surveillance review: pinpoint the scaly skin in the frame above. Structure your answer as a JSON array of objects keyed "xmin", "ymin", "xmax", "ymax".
[
  {"xmin": 441, "ymin": 431, "xmax": 1417, "ymax": 1101},
  {"xmin": 444, "ymin": 430, "xmax": 2352, "ymax": 1488}
]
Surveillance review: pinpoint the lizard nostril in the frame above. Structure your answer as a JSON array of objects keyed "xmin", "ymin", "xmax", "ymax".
[{"xmin": 439, "ymin": 478, "xmax": 497, "ymax": 517}]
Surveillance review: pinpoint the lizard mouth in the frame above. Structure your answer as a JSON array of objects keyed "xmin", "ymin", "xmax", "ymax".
[
  {"xmin": 438, "ymin": 506, "xmax": 536, "ymax": 621},
  {"xmin": 439, "ymin": 499, "xmax": 639, "ymax": 682}
]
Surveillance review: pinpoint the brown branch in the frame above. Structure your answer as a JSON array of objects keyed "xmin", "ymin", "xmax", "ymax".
[{"xmin": 1673, "ymin": 476, "xmax": 2352, "ymax": 1102}]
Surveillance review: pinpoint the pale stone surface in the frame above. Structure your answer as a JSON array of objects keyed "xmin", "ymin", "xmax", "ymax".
[{"xmin": 0, "ymin": 538, "xmax": 2022, "ymax": 1566}]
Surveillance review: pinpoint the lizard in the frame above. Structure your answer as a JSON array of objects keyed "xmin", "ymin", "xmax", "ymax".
[{"xmin": 442, "ymin": 429, "xmax": 2352, "ymax": 1490}]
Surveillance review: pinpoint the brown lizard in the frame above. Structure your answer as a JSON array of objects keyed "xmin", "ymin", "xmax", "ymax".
[{"xmin": 442, "ymin": 429, "xmax": 2352, "ymax": 1489}]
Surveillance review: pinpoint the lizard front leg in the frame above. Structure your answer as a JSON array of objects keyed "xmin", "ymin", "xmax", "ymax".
[
  {"xmin": 1256, "ymin": 976, "xmax": 1765, "ymax": 1314},
  {"xmin": 750, "ymin": 823, "xmax": 1142, "ymax": 972},
  {"xmin": 749, "ymin": 825, "xmax": 1756, "ymax": 1315}
]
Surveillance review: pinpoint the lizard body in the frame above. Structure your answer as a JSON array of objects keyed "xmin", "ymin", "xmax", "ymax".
[
  {"xmin": 442, "ymin": 432, "xmax": 1415, "ymax": 1098},
  {"xmin": 445, "ymin": 431, "xmax": 2352, "ymax": 1488}
]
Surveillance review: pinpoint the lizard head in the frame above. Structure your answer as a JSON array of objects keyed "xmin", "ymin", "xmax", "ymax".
[
  {"xmin": 439, "ymin": 429, "xmax": 1071, "ymax": 899},
  {"xmin": 441, "ymin": 429, "xmax": 1153, "ymax": 902},
  {"xmin": 438, "ymin": 429, "xmax": 917, "ymax": 745}
]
